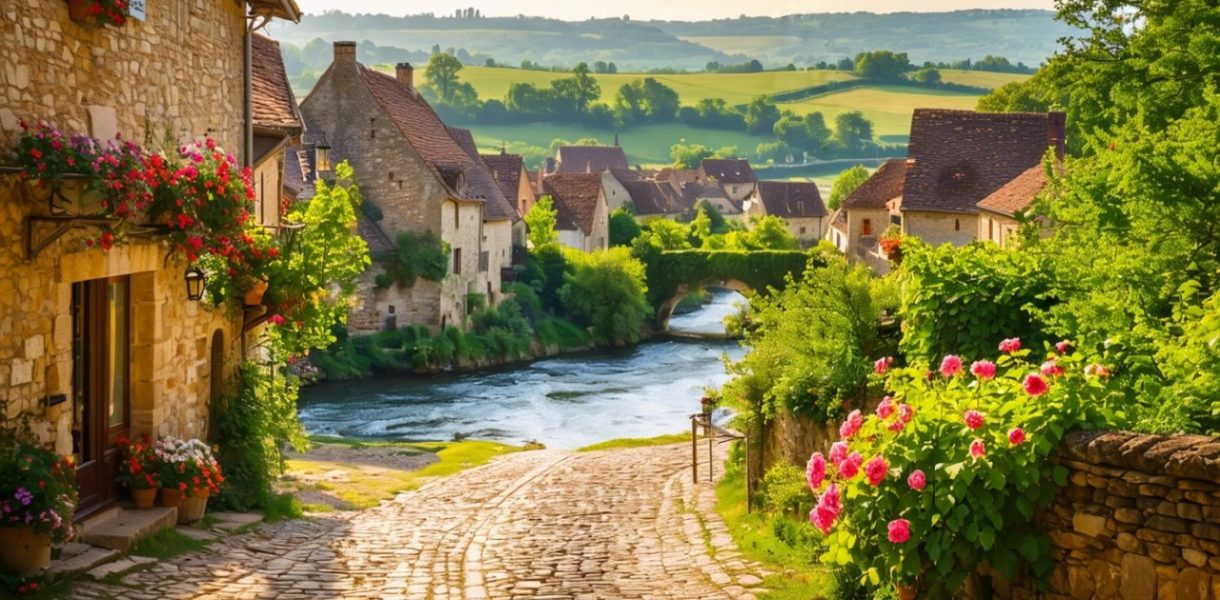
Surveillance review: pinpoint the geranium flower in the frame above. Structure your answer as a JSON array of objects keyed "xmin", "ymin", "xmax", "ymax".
[
  {"xmin": 887, "ymin": 518, "xmax": 911, "ymax": 543},
  {"xmin": 874, "ymin": 356, "xmax": 893, "ymax": 374},
  {"xmin": 839, "ymin": 410, "xmax": 864, "ymax": 439},
  {"xmin": 999, "ymin": 338, "xmax": 1022, "ymax": 353},
  {"xmin": 864, "ymin": 455, "xmax": 888, "ymax": 486},
  {"xmin": 807, "ymin": 452, "xmax": 826, "ymax": 491},
  {"xmin": 970, "ymin": 360, "xmax": 996, "ymax": 380},
  {"xmin": 963, "ymin": 410, "xmax": 985, "ymax": 430},
  {"xmin": 940, "ymin": 355, "xmax": 962, "ymax": 377},
  {"xmin": 1008, "ymin": 427, "xmax": 1026, "ymax": 446},
  {"xmin": 1023, "ymin": 373, "xmax": 1049, "ymax": 396},
  {"xmin": 907, "ymin": 469, "xmax": 926, "ymax": 491},
  {"xmin": 969, "ymin": 439, "xmax": 986, "ymax": 460}
]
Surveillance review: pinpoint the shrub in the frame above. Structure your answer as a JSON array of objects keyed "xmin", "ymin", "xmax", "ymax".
[
  {"xmin": 378, "ymin": 231, "xmax": 450, "ymax": 289},
  {"xmin": 559, "ymin": 248, "xmax": 651, "ymax": 344}
]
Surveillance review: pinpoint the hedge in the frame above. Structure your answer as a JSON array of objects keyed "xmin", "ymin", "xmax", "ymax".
[{"xmin": 638, "ymin": 248, "xmax": 820, "ymax": 312}]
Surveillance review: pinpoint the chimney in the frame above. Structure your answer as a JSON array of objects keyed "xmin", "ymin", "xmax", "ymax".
[
  {"xmin": 1047, "ymin": 111, "xmax": 1066, "ymax": 160},
  {"xmin": 545, "ymin": 157, "xmax": 556, "ymax": 174},
  {"xmin": 396, "ymin": 63, "xmax": 415, "ymax": 94},
  {"xmin": 333, "ymin": 41, "xmax": 357, "ymax": 63}
]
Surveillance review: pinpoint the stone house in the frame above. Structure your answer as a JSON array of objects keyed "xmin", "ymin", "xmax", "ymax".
[
  {"xmin": 447, "ymin": 125, "xmax": 517, "ymax": 305},
  {"xmin": 744, "ymin": 181, "xmax": 828, "ymax": 247},
  {"xmin": 900, "ymin": 109, "xmax": 1065, "ymax": 246},
  {"xmin": 0, "ymin": 0, "xmax": 299, "ymax": 517},
  {"xmin": 976, "ymin": 164, "xmax": 1050, "ymax": 248},
  {"xmin": 553, "ymin": 145, "xmax": 628, "ymax": 174},
  {"xmin": 621, "ymin": 179, "xmax": 686, "ymax": 223},
  {"xmin": 826, "ymin": 158, "xmax": 908, "ymax": 273},
  {"xmin": 481, "ymin": 150, "xmax": 535, "ymax": 248},
  {"xmin": 300, "ymin": 47, "xmax": 511, "ymax": 333},
  {"xmin": 699, "ymin": 158, "xmax": 757, "ymax": 203},
  {"xmin": 543, "ymin": 174, "xmax": 609, "ymax": 252},
  {"xmin": 250, "ymin": 33, "xmax": 303, "ymax": 227}
]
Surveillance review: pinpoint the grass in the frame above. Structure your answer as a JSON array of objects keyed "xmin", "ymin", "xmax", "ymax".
[
  {"xmin": 777, "ymin": 84, "xmax": 983, "ymax": 140},
  {"xmin": 716, "ymin": 457, "xmax": 836, "ymax": 600},
  {"xmin": 576, "ymin": 432, "xmax": 693, "ymax": 452},
  {"xmin": 128, "ymin": 527, "xmax": 210, "ymax": 560},
  {"xmin": 934, "ymin": 69, "xmax": 1030, "ymax": 89},
  {"xmin": 282, "ymin": 437, "xmax": 524, "ymax": 510},
  {"xmin": 466, "ymin": 122, "xmax": 768, "ymax": 167},
  {"xmin": 677, "ymin": 35, "xmax": 805, "ymax": 56}
]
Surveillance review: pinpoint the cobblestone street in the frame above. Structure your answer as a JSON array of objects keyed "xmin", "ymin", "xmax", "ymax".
[{"xmin": 78, "ymin": 442, "xmax": 768, "ymax": 599}]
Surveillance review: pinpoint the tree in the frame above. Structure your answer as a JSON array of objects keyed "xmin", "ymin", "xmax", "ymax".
[
  {"xmin": 744, "ymin": 96, "xmax": 781, "ymax": 135},
  {"xmin": 773, "ymin": 111, "xmax": 831, "ymax": 155},
  {"xmin": 559, "ymin": 248, "xmax": 651, "ymax": 345},
  {"xmin": 853, "ymin": 50, "xmax": 912, "ymax": 80},
  {"xmin": 525, "ymin": 195, "xmax": 558, "ymax": 248},
  {"xmin": 744, "ymin": 216, "xmax": 799, "ymax": 250},
  {"xmin": 911, "ymin": 67, "xmax": 942, "ymax": 85},
  {"xmin": 833, "ymin": 111, "xmax": 874, "ymax": 151},
  {"xmin": 670, "ymin": 143, "xmax": 713, "ymax": 169},
  {"xmin": 424, "ymin": 52, "xmax": 464, "ymax": 104},
  {"xmin": 828, "ymin": 165, "xmax": 871, "ymax": 210},
  {"xmin": 613, "ymin": 78, "xmax": 680, "ymax": 125},
  {"xmin": 608, "ymin": 207, "xmax": 641, "ymax": 247},
  {"xmin": 640, "ymin": 218, "xmax": 691, "ymax": 250}
]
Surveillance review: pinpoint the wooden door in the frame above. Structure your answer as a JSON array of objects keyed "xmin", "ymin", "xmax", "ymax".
[{"xmin": 72, "ymin": 277, "xmax": 131, "ymax": 517}]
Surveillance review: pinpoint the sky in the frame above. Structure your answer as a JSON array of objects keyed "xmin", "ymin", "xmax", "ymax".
[{"xmin": 296, "ymin": 0, "xmax": 1056, "ymax": 22}]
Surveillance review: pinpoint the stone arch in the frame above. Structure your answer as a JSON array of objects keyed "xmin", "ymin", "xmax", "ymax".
[{"xmin": 655, "ymin": 279, "xmax": 754, "ymax": 332}]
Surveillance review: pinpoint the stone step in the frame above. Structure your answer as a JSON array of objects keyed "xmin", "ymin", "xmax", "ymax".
[
  {"xmin": 79, "ymin": 507, "xmax": 178, "ymax": 552},
  {"xmin": 47, "ymin": 546, "xmax": 120, "ymax": 575},
  {"xmin": 85, "ymin": 555, "xmax": 157, "ymax": 580}
]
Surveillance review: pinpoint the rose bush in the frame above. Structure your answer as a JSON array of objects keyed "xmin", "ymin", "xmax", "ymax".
[{"xmin": 806, "ymin": 338, "xmax": 1119, "ymax": 596}]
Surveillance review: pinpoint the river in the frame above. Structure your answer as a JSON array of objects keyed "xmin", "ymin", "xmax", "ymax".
[{"xmin": 298, "ymin": 290, "xmax": 748, "ymax": 448}]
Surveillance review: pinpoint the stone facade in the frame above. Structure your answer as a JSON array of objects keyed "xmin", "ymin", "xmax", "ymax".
[
  {"xmin": 601, "ymin": 170, "xmax": 631, "ymax": 212},
  {"xmin": 903, "ymin": 210, "xmax": 978, "ymax": 247},
  {"xmin": 979, "ymin": 431, "xmax": 1220, "ymax": 600},
  {"xmin": 979, "ymin": 210, "xmax": 1021, "ymax": 247},
  {"xmin": 827, "ymin": 207, "xmax": 891, "ymax": 274}
]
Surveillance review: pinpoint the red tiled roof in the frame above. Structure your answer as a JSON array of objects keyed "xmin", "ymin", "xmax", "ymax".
[
  {"xmin": 843, "ymin": 159, "xmax": 908, "ymax": 210},
  {"xmin": 250, "ymin": 34, "xmax": 301, "ymax": 132},
  {"xmin": 481, "ymin": 153, "xmax": 524, "ymax": 186},
  {"xmin": 902, "ymin": 109, "xmax": 1064, "ymax": 214},
  {"xmin": 700, "ymin": 159, "xmax": 755, "ymax": 184},
  {"xmin": 976, "ymin": 165, "xmax": 1050, "ymax": 217},
  {"xmin": 543, "ymin": 174, "xmax": 602, "ymax": 235},
  {"xmin": 556, "ymin": 146, "xmax": 628, "ymax": 173},
  {"xmin": 753, "ymin": 181, "xmax": 827, "ymax": 218}
]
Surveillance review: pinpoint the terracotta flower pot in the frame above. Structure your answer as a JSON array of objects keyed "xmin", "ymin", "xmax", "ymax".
[
  {"xmin": 177, "ymin": 489, "xmax": 209, "ymax": 524},
  {"xmin": 131, "ymin": 487, "xmax": 157, "ymax": 509},
  {"xmin": 897, "ymin": 583, "xmax": 918, "ymax": 600},
  {"xmin": 243, "ymin": 279, "xmax": 269, "ymax": 306},
  {"xmin": 158, "ymin": 487, "xmax": 184, "ymax": 508},
  {"xmin": 0, "ymin": 526, "xmax": 52, "ymax": 574},
  {"xmin": 66, "ymin": 0, "xmax": 93, "ymax": 23}
]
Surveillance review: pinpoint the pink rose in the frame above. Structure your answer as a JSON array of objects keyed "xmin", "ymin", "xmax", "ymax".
[
  {"xmin": 897, "ymin": 403, "xmax": 914, "ymax": 423},
  {"xmin": 970, "ymin": 439, "xmax": 986, "ymax": 460},
  {"xmin": 807, "ymin": 452, "xmax": 826, "ymax": 491},
  {"xmin": 970, "ymin": 360, "xmax": 996, "ymax": 380},
  {"xmin": 963, "ymin": 410, "xmax": 985, "ymax": 431},
  {"xmin": 999, "ymin": 337, "xmax": 1022, "ymax": 353},
  {"xmin": 940, "ymin": 355, "xmax": 963, "ymax": 377},
  {"xmin": 1040, "ymin": 360, "xmax": 1064, "ymax": 377},
  {"xmin": 1023, "ymin": 373, "xmax": 1049, "ymax": 396},
  {"xmin": 840, "ymin": 410, "xmax": 864, "ymax": 440},
  {"xmin": 268, "ymin": 314, "xmax": 286, "ymax": 326},
  {"xmin": 874, "ymin": 356, "xmax": 893, "ymax": 374},
  {"xmin": 1008, "ymin": 427, "xmax": 1026, "ymax": 446},
  {"xmin": 809, "ymin": 484, "xmax": 841, "ymax": 534},
  {"xmin": 1055, "ymin": 340, "xmax": 1073, "ymax": 354},
  {"xmin": 829, "ymin": 441, "xmax": 848, "ymax": 465},
  {"xmin": 907, "ymin": 469, "xmax": 926, "ymax": 491},
  {"xmin": 865, "ymin": 455, "xmax": 888, "ymax": 486},
  {"xmin": 838, "ymin": 452, "xmax": 863, "ymax": 479},
  {"xmin": 887, "ymin": 518, "xmax": 911, "ymax": 543},
  {"xmin": 876, "ymin": 396, "xmax": 895, "ymax": 420}
]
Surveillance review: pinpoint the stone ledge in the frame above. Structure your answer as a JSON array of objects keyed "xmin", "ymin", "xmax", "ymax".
[{"xmin": 1058, "ymin": 431, "xmax": 1220, "ymax": 482}]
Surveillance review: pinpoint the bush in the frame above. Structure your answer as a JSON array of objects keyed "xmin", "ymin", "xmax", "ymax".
[
  {"xmin": 761, "ymin": 463, "xmax": 814, "ymax": 517},
  {"xmin": 559, "ymin": 248, "xmax": 651, "ymax": 344},
  {"xmin": 378, "ymin": 231, "xmax": 450, "ymax": 289}
]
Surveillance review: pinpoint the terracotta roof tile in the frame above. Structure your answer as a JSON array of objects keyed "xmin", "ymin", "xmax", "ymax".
[
  {"xmin": 556, "ymin": 146, "xmax": 628, "ymax": 173},
  {"xmin": 753, "ymin": 181, "xmax": 827, "ymax": 218},
  {"xmin": 902, "ymin": 109, "xmax": 1064, "ymax": 214},
  {"xmin": 843, "ymin": 159, "xmax": 908, "ymax": 210},
  {"xmin": 976, "ymin": 165, "xmax": 1050, "ymax": 217},
  {"xmin": 543, "ymin": 174, "xmax": 602, "ymax": 235},
  {"xmin": 700, "ymin": 159, "xmax": 755, "ymax": 184},
  {"xmin": 250, "ymin": 34, "xmax": 301, "ymax": 132}
]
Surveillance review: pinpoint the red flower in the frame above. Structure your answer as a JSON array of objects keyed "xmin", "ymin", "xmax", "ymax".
[{"xmin": 99, "ymin": 231, "xmax": 114, "ymax": 251}]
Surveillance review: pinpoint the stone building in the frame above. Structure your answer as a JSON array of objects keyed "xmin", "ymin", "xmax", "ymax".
[
  {"xmin": 481, "ymin": 150, "xmax": 535, "ymax": 247},
  {"xmin": 543, "ymin": 174, "xmax": 609, "ymax": 252},
  {"xmin": 250, "ymin": 32, "xmax": 303, "ymax": 227},
  {"xmin": 976, "ymin": 164, "xmax": 1050, "ymax": 248},
  {"xmin": 743, "ymin": 181, "xmax": 828, "ymax": 247},
  {"xmin": 621, "ymin": 179, "xmax": 686, "ymax": 223},
  {"xmin": 0, "ymin": 0, "xmax": 299, "ymax": 517},
  {"xmin": 699, "ymin": 158, "xmax": 757, "ymax": 203},
  {"xmin": 826, "ymin": 158, "xmax": 908, "ymax": 273},
  {"xmin": 447, "ymin": 125, "xmax": 516, "ymax": 306},
  {"xmin": 300, "ymin": 47, "xmax": 511, "ymax": 333}
]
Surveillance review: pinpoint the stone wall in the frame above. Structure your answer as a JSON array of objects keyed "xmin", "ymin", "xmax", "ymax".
[
  {"xmin": 987, "ymin": 431, "xmax": 1220, "ymax": 600},
  {"xmin": 751, "ymin": 409, "xmax": 837, "ymax": 487},
  {"xmin": 903, "ymin": 210, "xmax": 978, "ymax": 247}
]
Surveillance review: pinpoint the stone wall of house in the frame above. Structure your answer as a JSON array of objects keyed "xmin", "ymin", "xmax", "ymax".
[
  {"xmin": 903, "ymin": 211, "xmax": 978, "ymax": 247},
  {"xmin": 982, "ymin": 431, "xmax": 1220, "ymax": 600},
  {"xmin": 600, "ymin": 170, "xmax": 630, "ymax": 212},
  {"xmin": 484, "ymin": 218, "xmax": 512, "ymax": 304}
]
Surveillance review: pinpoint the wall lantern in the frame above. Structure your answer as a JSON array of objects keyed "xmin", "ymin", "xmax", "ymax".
[
  {"xmin": 315, "ymin": 132, "xmax": 332, "ymax": 174},
  {"xmin": 185, "ymin": 267, "xmax": 206, "ymax": 301}
]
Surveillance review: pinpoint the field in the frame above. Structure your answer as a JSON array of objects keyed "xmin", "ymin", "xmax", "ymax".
[
  {"xmin": 677, "ymin": 35, "xmax": 804, "ymax": 56},
  {"xmin": 777, "ymin": 85, "xmax": 983, "ymax": 141},
  {"xmin": 935, "ymin": 69, "xmax": 1030, "ymax": 88}
]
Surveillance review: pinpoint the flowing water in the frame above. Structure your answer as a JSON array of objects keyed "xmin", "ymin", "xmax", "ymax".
[{"xmin": 298, "ymin": 290, "xmax": 748, "ymax": 448}]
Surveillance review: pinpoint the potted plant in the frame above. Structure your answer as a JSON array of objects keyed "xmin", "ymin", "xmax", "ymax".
[
  {"xmin": 66, "ymin": 0, "xmax": 129, "ymax": 27},
  {"xmin": 0, "ymin": 425, "xmax": 77, "ymax": 574},
  {"xmin": 153, "ymin": 437, "xmax": 223, "ymax": 523},
  {"xmin": 116, "ymin": 435, "xmax": 158, "ymax": 509},
  {"xmin": 878, "ymin": 227, "xmax": 903, "ymax": 263}
]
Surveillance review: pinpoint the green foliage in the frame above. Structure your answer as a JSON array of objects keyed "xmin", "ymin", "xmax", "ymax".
[
  {"xmin": 608, "ymin": 207, "xmax": 642, "ymax": 247},
  {"xmin": 853, "ymin": 50, "xmax": 914, "ymax": 80},
  {"xmin": 722, "ymin": 251, "xmax": 897, "ymax": 421},
  {"xmin": 634, "ymin": 217, "xmax": 693, "ymax": 251},
  {"xmin": 819, "ymin": 347, "xmax": 1118, "ymax": 595},
  {"xmin": 761, "ymin": 463, "xmax": 815, "ymax": 516},
  {"xmin": 525, "ymin": 195, "xmax": 559, "ymax": 248},
  {"xmin": 898, "ymin": 239, "xmax": 1054, "ymax": 366},
  {"xmin": 634, "ymin": 245, "xmax": 814, "ymax": 313},
  {"xmin": 833, "ymin": 111, "xmax": 874, "ymax": 151},
  {"xmin": 210, "ymin": 361, "xmax": 308, "ymax": 512},
  {"xmin": 910, "ymin": 67, "xmax": 942, "ymax": 85},
  {"xmin": 828, "ymin": 165, "xmax": 872, "ymax": 210},
  {"xmin": 378, "ymin": 230, "xmax": 450, "ymax": 289},
  {"xmin": 0, "ymin": 413, "xmax": 77, "ymax": 544},
  {"xmin": 559, "ymin": 248, "xmax": 651, "ymax": 345},
  {"xmin": 741, "ymin": 216, "xmax": 799, "ymax": 250},
  {"xmin": 613, "ymin": 77, "xmax": 680, "ymax": 125},
  {"xmin": 773, "ymin": 111, "xmax": 831, "ymax": 156},
  {"xmin": 744, "ymin": 95, "xmax": 782, "ymax": 135},
  {"xmin": 669, "ymin": 143, "xmax": 737, "ymax": 169}
]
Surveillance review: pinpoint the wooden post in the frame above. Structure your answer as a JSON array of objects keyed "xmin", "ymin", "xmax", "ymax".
[
  {"xmin": 744, "ymin": 433, "xmax": 751, "ymax": 513},
  {"xmin": 707, "ymin": 422, "xmax": 714, "ymax": 482},
  {"xmin": 691, "ymin": 417, "xmax": 698, "ymax": 483}
]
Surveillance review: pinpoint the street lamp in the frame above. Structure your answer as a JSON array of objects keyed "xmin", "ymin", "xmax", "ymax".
[
  {"xmin": 185, "ymin": 267, "xmax": 206, "ymax": 301},
  {"xmin": 314, "ymin": 131, "xmax": 331, "ymax": 174}
]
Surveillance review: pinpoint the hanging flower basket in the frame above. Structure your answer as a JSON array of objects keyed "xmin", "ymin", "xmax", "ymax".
[
  {"xmin": 66, "ymin": 0, "xmax": 128, "ymax": 27},
  {"xmin": 243, "ymin": 279, "xmax": 269, "ymax": 306}
]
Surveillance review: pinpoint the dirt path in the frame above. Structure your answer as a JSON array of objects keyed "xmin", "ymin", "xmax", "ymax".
[{"xmin": 77, "ymin": 442, "xmax": 768, "ymax": 599}]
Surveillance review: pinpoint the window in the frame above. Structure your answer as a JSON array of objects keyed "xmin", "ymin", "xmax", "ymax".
[
  {"xmin": 861, "ymin": 219, "xmax": 872, "ymax": 236},
  {"xmin": 453, "ymin": 248, "xmax": 462, "ymax": 275},
  {"xmin": 988, "ymin": 219, "xmax": 994, "ymax": 240},
  {"xmin": 479, "ymin": 251, "xmax": 489, "ymax": 272},
  {"xmin": 955, "ymin": 219, "xmax": 960, "ymax": 231},
  {"xmin": 454, "ymin": 205, "xmax": 460, "ymax": 230},
  {"xmin": 799, "ymin": 226, "xmax": 806, "ymax": 234}
]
